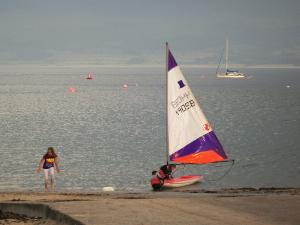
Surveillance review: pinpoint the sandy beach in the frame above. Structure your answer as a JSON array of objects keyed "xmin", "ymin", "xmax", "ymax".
[{"xmin": 0, "ymin": 188, "xmax": 300, "ymax": 225}]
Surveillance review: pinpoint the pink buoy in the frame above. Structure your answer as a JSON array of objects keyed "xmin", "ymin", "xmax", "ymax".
[
  {"xmin": 86, "ymin": 72, "xmax": 93, "ymax": 80},
  {"xmin": 68, "ymin": 87, "xmax": 76, "ymax": 93}
]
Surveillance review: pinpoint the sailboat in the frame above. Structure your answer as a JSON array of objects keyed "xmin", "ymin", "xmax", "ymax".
[
  {"xmin": 86, "ymin": 72, "xmax": 93, "ymax": 80},
  {"xmin": 150, "ymin": 43, "xmax": 229, "ymax": 190},
  {"xmin": 217, "ymin": 39, "xmax": 246, "ymax": 78}
]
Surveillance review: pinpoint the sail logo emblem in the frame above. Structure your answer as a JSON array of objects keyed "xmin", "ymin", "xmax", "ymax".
[
  {"xmin": 178, "ymin": 80, "xmax": 185, "ymax": 88},
  {"xmin": 204, "ymin": 123, "xmax": 210, "ymax": 131}
]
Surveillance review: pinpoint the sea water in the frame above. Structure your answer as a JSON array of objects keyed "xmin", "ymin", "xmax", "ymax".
[{"xmin": 0, "ymin": 66, "xmax": 299, "ymax": 191}]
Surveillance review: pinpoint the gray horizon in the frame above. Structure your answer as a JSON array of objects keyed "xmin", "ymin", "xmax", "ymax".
[{"xmin": 0, "ymin": 0, "xmax": 299, "ymax": 66}]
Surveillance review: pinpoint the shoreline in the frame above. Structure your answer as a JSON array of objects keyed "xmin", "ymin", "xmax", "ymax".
[{"xmin": 1, "ymin": 186, "xmax": 299, "ymax": 195}]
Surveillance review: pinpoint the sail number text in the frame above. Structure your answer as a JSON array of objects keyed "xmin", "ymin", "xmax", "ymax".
[
  {"xmin": 171, "ymin": 92, "xmax": 196, "ymax": 115},
  {"xmin": 175, "ymin": 99, "xmax": 195, "ymax": 115}
]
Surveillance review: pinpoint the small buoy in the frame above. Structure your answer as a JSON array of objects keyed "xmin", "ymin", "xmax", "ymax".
[
  {"xmin": 286, "ymin": 85, "xmax": 290, "ymax": 88},
  {"xmin": 68, "ymin": 87, "xmax": 76, "ymax": 93},
  {"xmin": 102, "ymin": 186, "xmax": 115, "ymax": 192},
  {"xmin": 86, "ymin": 72, "xmax": 93, "ymax": 80},
  {"xmin": 123, "ymin": 84, "xmax": 128, "ymax": 88}
]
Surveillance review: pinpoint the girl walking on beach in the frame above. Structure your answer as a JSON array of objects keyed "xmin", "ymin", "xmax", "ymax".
[{"xmin": 36, "ymin": 147, "xmax": 60, "ymax": 191}]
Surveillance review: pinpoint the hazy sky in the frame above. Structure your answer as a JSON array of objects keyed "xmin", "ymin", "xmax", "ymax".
[{"xmin": 0, "ymin": 0, "xmax": 299, "ymax": 65}]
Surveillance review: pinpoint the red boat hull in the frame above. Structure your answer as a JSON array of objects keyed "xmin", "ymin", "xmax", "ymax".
[
  {"xmin": 151, "ymin": 175, "xmax": 202, "ymax": 190},
  {"xmin": 163, "ymin": 175, "xmax": 202, "ymax": 188}
]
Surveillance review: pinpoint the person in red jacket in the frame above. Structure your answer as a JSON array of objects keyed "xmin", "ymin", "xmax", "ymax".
[
  {"xmin": 37, "ymin": 147, "xmax": 60, "ymax": 192},
  {"xmin": 151, "ymin": 164, "xmax": 176, "ymax": 191}
]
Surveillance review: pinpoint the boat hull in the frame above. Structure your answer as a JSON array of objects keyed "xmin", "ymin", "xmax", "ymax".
[
  {"xmin": 163, "ymin": 175, "xmax": 203, "ymax": 188},
  {"xmin": 217, "ymin": 73, "xmax": 246, "ymax": 79}
]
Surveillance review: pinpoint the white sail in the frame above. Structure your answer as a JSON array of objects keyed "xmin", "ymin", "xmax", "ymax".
[{"xmin": 167, "ymin": 47, "xmax": 227, "ymax": 164}]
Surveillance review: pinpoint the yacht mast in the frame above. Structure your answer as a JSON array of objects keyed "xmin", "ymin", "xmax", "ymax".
[{"xmin": 225, "ymin": 39, "xmax": 229, "ymax": 71}]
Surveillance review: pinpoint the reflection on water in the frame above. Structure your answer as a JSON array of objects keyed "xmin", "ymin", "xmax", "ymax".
[{"xmin": 0, "ymin": 67, "xmax": 299, "ymax": 191}]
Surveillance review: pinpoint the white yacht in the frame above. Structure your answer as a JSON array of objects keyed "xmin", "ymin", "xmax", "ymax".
[{"xmin": 217, "ymin": 39, "xmax": 246, "ymax": 79}]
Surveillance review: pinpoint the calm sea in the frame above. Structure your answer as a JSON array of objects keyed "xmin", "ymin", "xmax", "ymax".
[{"xmin": 0, "ymin": 66, "xmax": 299, "ymax": 191}]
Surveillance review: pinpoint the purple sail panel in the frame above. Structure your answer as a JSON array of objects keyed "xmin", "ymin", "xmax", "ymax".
[
  {"xmin": 170, "ymin": 131, "xmax": 227, "ymax": 162},
  {"xmin": 168, "ymin": 50, "xmax": 178, "ymax": 71}
]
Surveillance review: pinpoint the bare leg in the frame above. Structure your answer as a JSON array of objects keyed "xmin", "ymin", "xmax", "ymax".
[
  {"xmin": 44, "ymin": 169, "xmax": 49, "ymax": 192},
  {"xmin": 50, "ymin": 176, "xmax": 55, "ymax": 191},
  {"xmin": 49, "ymin": 167, "xmax": 55, "ymax": 192},
  {"xmin": 44, "ymin": 179, "xmax": 49, "ymax": 192}
]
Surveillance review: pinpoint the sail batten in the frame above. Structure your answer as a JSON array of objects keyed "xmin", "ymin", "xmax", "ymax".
[{"xmin": 167, "ymin": 46, "xmax": 228, "ymax": 164}]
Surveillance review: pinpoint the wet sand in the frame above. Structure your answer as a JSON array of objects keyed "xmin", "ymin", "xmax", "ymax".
[{"xmin": 0, "ymin": 188, "xmax": 300, "ymax": 225}]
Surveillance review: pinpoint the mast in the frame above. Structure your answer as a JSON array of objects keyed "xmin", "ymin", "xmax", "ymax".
[
  {"xmin": 165, "ymin": 42, "xmax": 169, "ymax": 165},
  {"xmin": 225, "ymin": 39, "xmax": 229, "ymax": 71}
]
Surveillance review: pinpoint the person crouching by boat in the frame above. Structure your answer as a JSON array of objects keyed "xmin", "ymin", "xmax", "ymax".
[
  {"xmin": 150, "ymin": 170, "xmax": 163, "ymax": 191},
  {"xmin": 150, "ymin": 164, "xmax": 176, "ymax": 191},
  {"xmin": 36, "ymin": 147, "xmax": 60, "ymax": 192}
]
